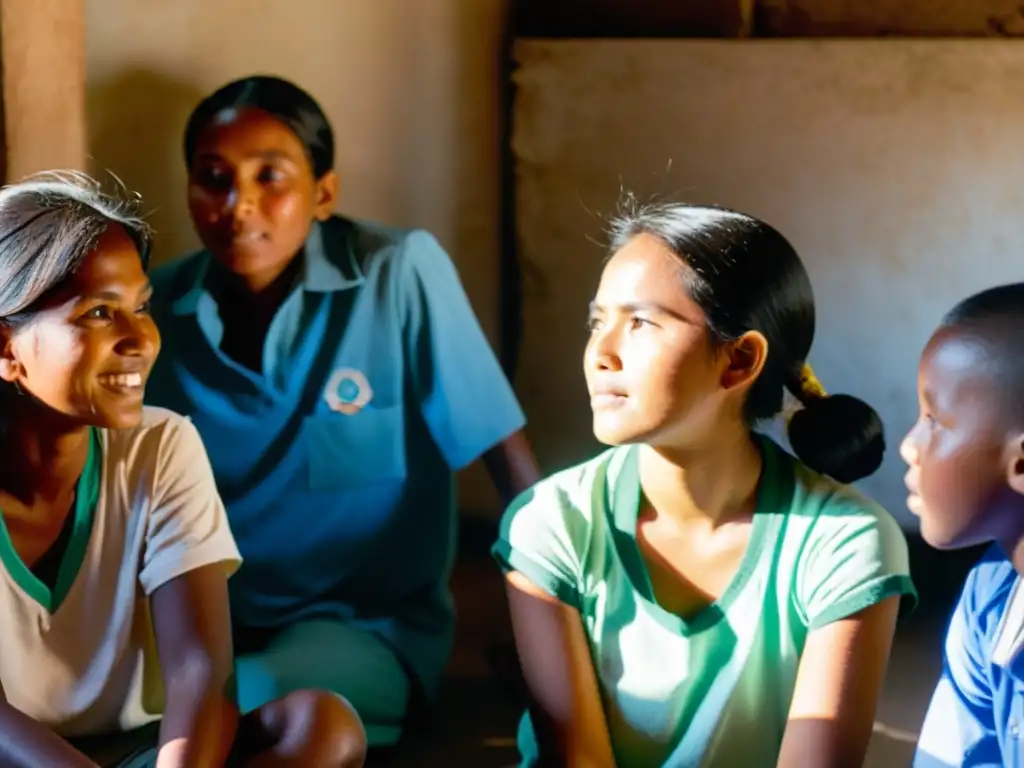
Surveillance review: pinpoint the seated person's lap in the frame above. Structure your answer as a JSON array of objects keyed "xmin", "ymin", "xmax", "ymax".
[
  {"xmin": 75, "ymin": 620, "xmax": 410, "ymax": 764},
  {"xmin": 71, "ymin": 721, "xmax": 261, "ymax": 768},
  {"xmin": 235, "ymin": 619, "xmax": 411, "ymax": 748}
]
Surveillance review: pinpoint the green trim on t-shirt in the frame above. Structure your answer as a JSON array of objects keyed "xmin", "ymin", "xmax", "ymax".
[
  {"xmin": 607, "ymin": 438, "xmax": 789, "ymax": 636},
  {"xmin": 492, "ymin": 538, "xmax": 583, "ymax": 610},
  {"xmin": 0, "ymin": 428, "xmax": 101, "ymax": 613},
  {"xmin": 808, "ymin": 573, "xmax": 917, "ymax": 629}
]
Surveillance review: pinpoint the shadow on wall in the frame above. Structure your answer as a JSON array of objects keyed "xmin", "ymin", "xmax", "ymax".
[{"xmin": 87, "ymin": 68, "xmax": 206, "ymax": 268}]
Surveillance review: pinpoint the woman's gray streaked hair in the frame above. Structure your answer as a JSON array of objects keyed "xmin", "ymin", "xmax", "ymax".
[{"xmin": 0, "ymin": 170, "xmax": 151, "ymax": 326}]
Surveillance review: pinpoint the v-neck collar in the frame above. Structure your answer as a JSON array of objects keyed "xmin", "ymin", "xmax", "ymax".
[
  {"xmin": 608, "ymin": 434, "xmax": 789, "ymax": 635},
  {"xmin": 993, "ymin": 576, "xmax": 1024, "ymax": 681},
  {"xmin": 0, "ymin": 428, "xmax": 102, "ymax": 613}
]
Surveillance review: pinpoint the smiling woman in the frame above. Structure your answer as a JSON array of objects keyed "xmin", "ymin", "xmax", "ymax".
[
  {"xmin": 0, "ymin": 172, "xmax": 366, "ymax": 768},
  {"xmin": 0, "ymin": 184, "xmax": 158, "ymax": 428}
]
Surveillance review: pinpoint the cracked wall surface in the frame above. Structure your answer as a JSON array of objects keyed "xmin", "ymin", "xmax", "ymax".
[{"xmin": 512, "ymin": 39, "xmax": 1024, "ymax": 528}]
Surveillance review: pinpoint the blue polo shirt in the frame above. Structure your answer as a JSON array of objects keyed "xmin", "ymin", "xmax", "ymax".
[
  {"xmin": 915, "ymin": 545, "xmax": 1024, "ymax": 767},
  {"xmin": 145, "ymin": 215, "xmax": 526, "ymax": 697}
]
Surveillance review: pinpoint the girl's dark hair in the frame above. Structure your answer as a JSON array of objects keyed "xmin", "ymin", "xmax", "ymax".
[
  {"xmin": 608, "ymin": 199, "xmax": 884, "ymax": 484},
  {"xmin": 183, "ymin": 75, "xmax": 335, "ymax": 178}
]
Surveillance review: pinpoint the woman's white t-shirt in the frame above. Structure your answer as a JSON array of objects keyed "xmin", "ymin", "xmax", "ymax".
[{"xmin": 0, "ymin": 407, "xmax": 241, "ymax": 737}]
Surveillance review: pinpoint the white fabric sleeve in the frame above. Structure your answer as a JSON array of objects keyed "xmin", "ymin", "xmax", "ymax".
[{"xmin": 138, "ymin": 415, "xmax": 241, "ymax": 595}]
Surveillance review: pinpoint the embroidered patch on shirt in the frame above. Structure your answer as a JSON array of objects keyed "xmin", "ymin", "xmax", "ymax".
[{"xmin": 324, "ymin": 368, "xmax": 373, "ymax": 415}]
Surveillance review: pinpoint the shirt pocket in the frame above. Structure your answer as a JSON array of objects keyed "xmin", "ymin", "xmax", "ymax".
[{"xmin": 304, "ymin": 405, "xmax": 408, "ymax": 491}]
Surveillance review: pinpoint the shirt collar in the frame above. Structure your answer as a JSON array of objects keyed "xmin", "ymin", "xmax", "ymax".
[
  {"xmin": 301, "ymin": 218, "xmax": 364, "ymax": 292},
  {"xmin": 993, "ymin": 576, "xmax": 1024, "ymax": 678},
  {"xmin": 169, "ymin": 255, "xmax": 210, "ymax": 316},
  {"xmin": 170, "ymin": 218, "xmax": 364, "ymax": 317},
  {"xmin": 610, "ymin": 434, "xmax": 785, "ymax": 536}
]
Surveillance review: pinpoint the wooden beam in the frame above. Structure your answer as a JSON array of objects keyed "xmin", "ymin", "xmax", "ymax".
[
  {"xmin": 514, "ymin": 0, "xmax": 746, "ymax": 38},
  {"xmin": 0, "ymin": 0, "xmax": 87, "ymax": 182},
  {"xmin": 756, "ymin": 0, "xmax": 1024, "ymax": 37}
]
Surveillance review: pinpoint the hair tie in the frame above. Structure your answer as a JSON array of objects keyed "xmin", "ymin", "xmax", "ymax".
[{"xmin": 797, "ymin": 362, "xmax": 827, "ymax": 402}]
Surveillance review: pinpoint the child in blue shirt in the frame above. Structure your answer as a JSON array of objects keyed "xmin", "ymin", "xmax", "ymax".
[{"xmin": 903, "ymin": 282, "xmax": 1024, "ymax": 767}]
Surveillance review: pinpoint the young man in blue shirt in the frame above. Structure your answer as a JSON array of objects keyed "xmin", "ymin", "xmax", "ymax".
[
  {"xmin": 902, "ymin": 283, "xmax": 1024, "ymax": 767},
  {"xmin": 146, "ymin": 75, "xmax": 540, "ymax": 749}
]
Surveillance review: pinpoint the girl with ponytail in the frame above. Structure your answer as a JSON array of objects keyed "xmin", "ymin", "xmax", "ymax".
[{"xmin": 494, "ymin": 200, "xmax": 915, "ymax": 768}]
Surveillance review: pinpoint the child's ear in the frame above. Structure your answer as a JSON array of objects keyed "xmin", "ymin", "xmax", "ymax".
[
  {"xmin": 1007, "ymin": 433, "xmax": 1024, "ymax": 496},
  {"xmin": 313, "ymin": 170, "xmax": 339, "ymax": 222}
]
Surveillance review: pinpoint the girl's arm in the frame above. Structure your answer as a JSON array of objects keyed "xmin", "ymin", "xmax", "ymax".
[
  {"xmin": 150, "ymin": 562, "xmax": 239, "ymax": 768},
  {"xmin": 483, "ymin": 430, "xmax": 542, "ymax": 505},
  {"xmin": 506, "ymin": 571, "xmax": 616, "ymax": 768},
  {"xmin": 0, "ymin": 681, "xmax": 99, "ymax": 768},
  {"xmin": 777, "ymin": 596, "xmax": 901, "ymax": 768}
]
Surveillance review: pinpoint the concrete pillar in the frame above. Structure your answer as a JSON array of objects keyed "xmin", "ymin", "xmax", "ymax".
[{"xmin": 1, "ymin": 0, "xmax": 88, "ymax": 182}]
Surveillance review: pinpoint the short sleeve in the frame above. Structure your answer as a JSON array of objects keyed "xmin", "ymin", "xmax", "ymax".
[
  {"xmin": 795, "ymin": 490, "xmax": 917, "ymax": 629},
  {"xmin": 138, "ymin": 416, "xmax": 242, "ymax": 595},
  {"xmin": 491, "ymin": 481, "xmax": 588, "ymax": 611},
  {"xmin": 398, "ymin": 230, "xmax": 526, "ymax": 469},
  {"xmin": 914, "ymin": 568, "xmax": 1002, "ymax": 767}
]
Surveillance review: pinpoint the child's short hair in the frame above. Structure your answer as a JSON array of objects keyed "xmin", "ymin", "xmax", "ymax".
[{"xmin": 940, "ymin": 282, "xmax": 1024, "ymax": 425}]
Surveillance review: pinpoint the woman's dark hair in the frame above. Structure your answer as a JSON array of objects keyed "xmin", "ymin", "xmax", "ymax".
[
  {"xmin": 0, "ymin": 171, "xmax": 151, "ymax": 330},
  {"xmin": 608, "ymin": 199, "xmax": 884, "ymax": 484},
  {"xmin": 183, "ymin": 75, "xmax": 335, "ymax": 179}
]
